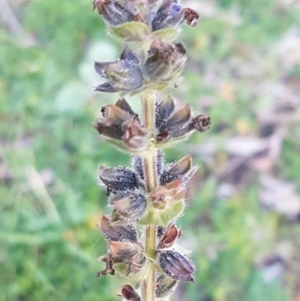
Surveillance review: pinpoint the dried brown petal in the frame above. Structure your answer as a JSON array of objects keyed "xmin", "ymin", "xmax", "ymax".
[
  {"xmin": 121, "ymin": 284, "xmax": 141, "ymax": 301},
  {"xmin": 122, "ymin": 119, "xmax": 148, "ymax": 150},
  {"xmin": 144, "ymin": 40, "xmax": 186, "ymax": 83},
  {"xmin": 151, "ymin": 179, "xmax": 187, "ymax": 209},
  {"xmin": 109, "ymin": 241, "xmax": 139, "ymax": 261},
  {"xmin": 93, "ymin": 118, "xmax": 123, "ymax": 140},
  {"xmin": 97, "ymin": 215, "xmax": 137, "ymax": 242},
  {"xmin": 159, "ymin": 250, "xmax": 195, "ymax": 282},
  {"xmin": 97, "ymin": 253, "xmax": 117, "ymax": 277},
  {"xmin": 115, "ymin": 98, "xmax": 138, "ymax": 119},
  {"xmin": 157, "ymin": 224, "xmax": 181, "ymax": 249},
  {"xmin": 183, "ymin": 8, "xmax": 199, "ymax": 27}
]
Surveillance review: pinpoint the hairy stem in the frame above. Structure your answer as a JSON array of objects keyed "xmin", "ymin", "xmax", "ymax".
[{"xmin": 141, "ymin": 91, "xmax": 158, "ymax": 301}]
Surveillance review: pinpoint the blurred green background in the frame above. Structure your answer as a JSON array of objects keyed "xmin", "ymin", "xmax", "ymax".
[{"xmin": 1, "ymin": 0, "xmax": 300, "ymax": 300}]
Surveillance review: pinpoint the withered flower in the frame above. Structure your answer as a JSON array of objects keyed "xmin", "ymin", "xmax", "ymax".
[
  {"xmin": 97, "ymin": 215, "xmax": 137, "ymax": 242},
  {"xmin": 110, "ymin": 191, "xmax": 147, "ymax": 222},
  {"xmin": 98, "ymin": 241, "xmax": 146, "ymax": 278},
  {"xmin": 120, "ymin": 284, "xmax": 141, "ymax": 301},
  {"xmin": 155, "ymin": 95, "xmax": 211, "ymax": 145},
  {"xmin": 150, "ymin": 179, "xmax": 187, "ymax": 209},
  {"xmin": 158, "ymin": 250, "xmax": 195, "ymax": 282},
  {"xmin": 151, "ymin": 0, "xmax": 200, "ymax": 31},
  {"xmin": 94, "ymin": 46, "xmax": 143, "ymax": 93},
  {"xmin": 93, "ymin": 99, "xmax": 148, "ymax": 152},
  {"xmin": 151, "ymin": 0, "xmax": 185, "ymax": 31},
  {"xmin": 144, "ymin": 40, "xmax": 187, "ymax": 86}
]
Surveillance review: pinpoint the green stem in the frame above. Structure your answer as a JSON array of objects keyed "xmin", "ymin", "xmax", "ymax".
[{"xmin": 141, "ymin": 91, "xmax": 158, "ymax": 301}]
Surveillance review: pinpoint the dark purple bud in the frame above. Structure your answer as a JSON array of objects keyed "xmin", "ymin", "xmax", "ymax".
[
  {"xmin": 156, "ymin": 273, "xmax": 178, "ymax": 297},
  {"xmin": 155, "ymin": 95, "xmax": 175, "ymax": 129},
  {"xmin": 110, "ymin": 191, "xmax": 147, "ymax": 221},
  {"xmin": 159, "ymin": 250, "xmax": 195, "ymax": 282},
  {"xmin": 157, "ymin": 224, "xmax": 181, "ymax": 249},
  {"xmin": 97, "ymin": 215, "xmax": 137, "ymax": 242},
  {"xmin": 160, "ymin": 155, "xmax": 198, "ymax": 185},
  {"xmin": 99, "ymin": 166, "xmax": 140, "ymax": 194},
  {"xmin": 121, "ymin": 284, "xmax": 141, "ymax": 301}
]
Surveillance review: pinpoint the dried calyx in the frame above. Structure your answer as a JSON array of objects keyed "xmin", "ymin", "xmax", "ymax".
[
  {"xmin": 91, "ymin": 0, "xmax": 211, "ymax": 300},
  {"xmin": 94, "ymin": 96, "xmax": 210, "ymax": 152}
]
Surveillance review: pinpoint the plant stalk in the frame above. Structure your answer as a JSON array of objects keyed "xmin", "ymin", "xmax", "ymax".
[{"xmin": 141, "ymin": 91, "xmax": 158, "ymax": 301}]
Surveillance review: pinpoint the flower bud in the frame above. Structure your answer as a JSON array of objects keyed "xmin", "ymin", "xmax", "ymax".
[
  {"xmin": 110, "ymin": 191, "xmax": 147, "ymax": 222},
  {"xmin": 159, "ymin": 155, "xmax": 198, "ymax": 185},
  {"xmin": 97, "ymin": 215, "xmax": 137, "ymax": 242},
  {"xmin": 99, "ymin": 166, "xmax": 141, "ymax": 194},
  {"xmin": 94, "ymin": 46, "xmax": 143, "ymax": 93},
  {"xmin": 121, "ymin": 284, "xmax": 141, "ymax": 301},
  {"xmin": 155, "ymin": 273, "xmax": 178, "ymax": 298},
  {"xmin": 158, "ymin": 250, "xmax": 195, "ymax": 282}
]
